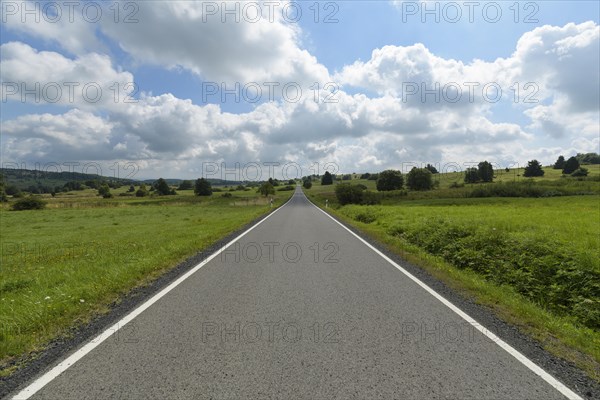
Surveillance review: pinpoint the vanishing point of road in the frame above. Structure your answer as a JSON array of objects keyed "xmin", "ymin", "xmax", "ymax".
[{"xmin": 11, "ymin": 188, "xmax": 581, "ymax": 399}]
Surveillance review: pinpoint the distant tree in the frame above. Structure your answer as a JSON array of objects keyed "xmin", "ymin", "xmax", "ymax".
[
  {"xmin": 376, "ymin": 170, "xmax": 403, "ymax": 191},
  {"xmin": 0, "ymin": 173, "xmax": 7, "ymax": 202},
  {"xmin": 342, "ymin": 174, "xmax": 352, "ymax": 181},
  {"xmin": 478, "ymin": 161, "xmax": 494, "ymax": 182},
  {"xmin": 302, "ymin": 179, "xmax": 312, "ymax": 189},
  {"xmin": 194, "ymin": 178, "xmax": 213, "ymax": 196},
  {"xmin": 98, "ymin": 184, "xmax": 113, "ymax": 198},
  {"xmin": 523, "ymin": 160, "xmax": 545, "ymax": 177},
  {"xmin": 360, "ymin": 173, "xmax": 371, "ymax": 179},
  {"xmin": 335, "ymin": 183, "xmax": 365, "ymax": 205},
  {"xmin": 258, "ymin": 182, "xmax": 275, "ymax": 197},
  {"xmin": 178, "ymin": 180, "xmax": 193, "ymax": 190},
  {"xmin": 236, "ymin": 185, "xmax": 246, "ymax": 191},
  {"xmin": 367, "ymin": 173, "xmax": 378, "ymax": 180},
  {"xmin": 571, "ymin": 168, "xmax": 589, "ymax": 177},
  {"xmin": 425, "ymin": 164, "xmax": 439, "ymax": 174},
  {"xmin": 288, "ymin": 179, "xmax": 295, "ymax": 185},
  {"xmin": 562, "ymin": 157, "xmax": 580, "ymax": 175},
  {"xmin": 576, "ymin": 152, "xmax": 600, "ymax": 165},
  {"xmin": 321, "ymin": 171, "xmax": 334, "ymax": 185},
  {"xmin": 11, "ymin": 195, "xmax": 47, "ymax": 211},
  {"xmin": 127, "ymin": 185, "xmax": 135, "ymax": 192},
  {"xmin": 155, "ymin": 178, "xmax": 175, "ymax": 195},
  {"xmin": 407, "ymin": 167, "xmax": 433, "ymax": 190},
  {"xmin": 553, "ymin": 155, "xmax": 566, "ymax": 170},
  {"xmin": 464, "ymin": 167, "xmax": 480, "ymax": 184},
  {"xmin": 136, "ymin": 184, "xmax": 149, "ymax": 197},
  {"xmin": 5, "ymin": 184, "xmax": 21, "ymax": 196}
]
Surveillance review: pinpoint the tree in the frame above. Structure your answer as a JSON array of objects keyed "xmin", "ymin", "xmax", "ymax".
[
  {"xmin": 194, "ymin": 178, "xmax": 212, "ymax": 196},
  {"xmin": 425, "ymin": 164, "xmax": 439, "ymax": 174},
  {"xmin": 478, "ymin": 161, "xmax": 494, "ymax": 182},
  {"xmin": 155, "ymin": 178, "xmax": 175, "ymax": 195},
  {"xmin": 98, "ymin": 184, "xmax": 112, "ymax": 198},
  {"xmin": 302, "ymin": 179, "xmax": 312, "ymax": 189},
  {"xmin": 335, "ymin": 184, "xmax": 365, "ymax": 205},
  {"xmin": 523, "ymin": 160, "xmax": 545, "ymax": 177},
  {"xmin": 288, "ymin": 179, "xmax": 295, "ymax": 185},
  {"xmin": 360, "ymin": 173, "xmax": 371, "ymax": 179},
  {"xmin": 576, "ymin": 152, "xmax": 600, "ymax": 165},
  {"xmin": 407, "ymin": 167, "xmax": 433, "ymax": 190},
  {"xmin": 464, "ymin": 167, "xmax": 480, "ymax": 183},
  {"xmin": 178, "ymin": 180, "xmax": 193, "ymax": 190},
  {"xmin": 553, "ymin": 155, "xmax": 566, "ymax": 170},
  {"xmin": 562, "ymin": 156, "xmax": 580, "ymax": 175},
  {"xmin": 0, "ymin": 173, "xmax": 7, "ymax": 202},
  {"xmin": 258, "ymin": 182, "xmax": 275, "ymax": 197},
  {"xmin": 321, "ymin": 171, "xmax": 333, "ymax": 185},
  {"xmin": 376, "ymin": 170, "xmax": 403, "ymax": 191},
  {"xmin": 136, "ymin": 184, "xmax": 149, "ymax": 197}
]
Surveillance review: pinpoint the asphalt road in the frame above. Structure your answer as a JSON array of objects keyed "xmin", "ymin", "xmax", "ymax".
[{"xmin": 12, "ymin": 187, "xmax": 580, "ymax": 399}]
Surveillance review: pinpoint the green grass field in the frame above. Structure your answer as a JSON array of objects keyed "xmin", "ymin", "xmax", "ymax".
[
  {"xmin": 304, "ymin": 168, "xmax": 600, "ymax": 380},
  {"xmin": 0, "ymin": 187, "xmax": 292, "ymax": 375}
]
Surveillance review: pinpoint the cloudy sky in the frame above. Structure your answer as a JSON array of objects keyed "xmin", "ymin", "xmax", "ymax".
[{"xmin": 1, "ymin": 1, "xmax": 598, "ymax": 180}]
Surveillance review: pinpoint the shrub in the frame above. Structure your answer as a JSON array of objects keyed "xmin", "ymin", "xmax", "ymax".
[
  {"xmin": 178, "ymin": 180, "xmax": 193, "ymax": 190},
  {"xmin": 478, "ymin": 161, "xmax": 494, "ymax": 182},
  {"xmin": 571, "ymin": 168, "xmax": 589, "ymax": 177},
  {"xmin": 194, "ymin": 178, "xmax": 213, "ymax": 196},
  {"xmin": 354, "ymin": 210, "xmax": 377, "ymax": 224},
  {"xmin": 277, "ymin": 185, "xmax": 295, "ymax": 191},
  {"xmin": 376, "ymin": 170, "xmax": 403, "ymax": 191},
  {"xmin": 335, "ymin": 183, "xmax": 365, "ymax": 205},
  {"xmin": 361, "ymin": 190, "xmax": 381, "ymax": 205},
  {"xmin": 425, "ymin": 164, "xmax": 439, "ymax": 174},
  {"xmin": 553, "ymin": 155, "xmax": 565, "ymax": 169},
  {"xmin": 302, "ymin": 179, "xmax": 312, "ymax": 189},
  {"xmin": 98, "ymin": 184, "xmax": 112, "ymax": 198},
  {"xmin": 221, "ymin": 192, "xmax": 232, "ymax": 198},
  {"xmin": 11, "ymin": 196, "xmax": 47, "ymax": 211},
  {"xmin": 258, "ymin": 182, "xmax": 275, "ymax": 196},
  {"xmin": 523, "ymin": 160, "xmax": 545, "ymax": 177},
  {"xmin": 464, "ymin": 167, "xmax": 480, "ymax": 184},
  {"xmin": 407, "ymin": 167, "xmax": 433, "ymax": 190},
  {"xmin": 562, "ymin": 156, "xmax": 580, "ymax": 174},
  {"xmin": 321, "ymin": 171, "xmax": 333, "ymax": 185},
  {"xmin": 154, "ymin": 178, "xmax": 175, "ymax": 195},
  {"xmin": 136, "ymin": 184, "xmax": 149, "ymax": 197}
]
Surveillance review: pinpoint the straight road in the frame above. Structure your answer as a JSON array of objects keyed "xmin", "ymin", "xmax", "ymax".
[{"xmin": 12, "ymin": 187, "xmax": 579, "ymax": 399}]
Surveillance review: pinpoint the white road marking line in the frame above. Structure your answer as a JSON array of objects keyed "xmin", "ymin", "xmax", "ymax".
[
  {"xmin": 11, "ymin": 196, "xmax": 294, "ymax": 400},
  {"xmin": 306, "ymin": 194, "xmax": 582, "ymax": 400}
]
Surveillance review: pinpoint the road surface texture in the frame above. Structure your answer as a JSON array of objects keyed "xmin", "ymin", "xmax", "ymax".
[{"xmin": 11, "ymin": 188, "xmax": 581, "ymax": 399}]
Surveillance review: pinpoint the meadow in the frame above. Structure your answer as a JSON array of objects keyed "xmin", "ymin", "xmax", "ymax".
[
  {"xmin": 304, "ymin": 166, "xmax": 600, "ymax": 379},
  {"xmin": 0, "ymin": 186, "xmax": 292, "ymax": 375}
]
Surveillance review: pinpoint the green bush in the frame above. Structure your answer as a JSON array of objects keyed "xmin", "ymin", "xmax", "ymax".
[
  {"xmin": 407, "ymin": 167, "xmax": 433, "ymax": 190},
  {"xmin": 11, "ymin": 196, "xmax": 47, "ymax": 211},
  {"xmin": 277, "ymin": 185, "xmax": 295, "ymax": 191},
  {"xmin": 384, "ymin": 216, "xmax": 600, "ymax": 329},
  {"xmin": 571, "ymin": 168, "xmax": 589, "ymax": 177},
  {"xmin": 335, "ymin": 183, "xmax": 365, "ymax": 205},
  {"xmin": 376, "ymin": 170, "xmax": 403, "ymax": 191}
]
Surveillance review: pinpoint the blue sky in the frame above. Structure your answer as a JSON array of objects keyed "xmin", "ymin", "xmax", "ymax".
[{"xmin": 1, "ymin": 1, "xmax": 599, "ymax": 179}]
